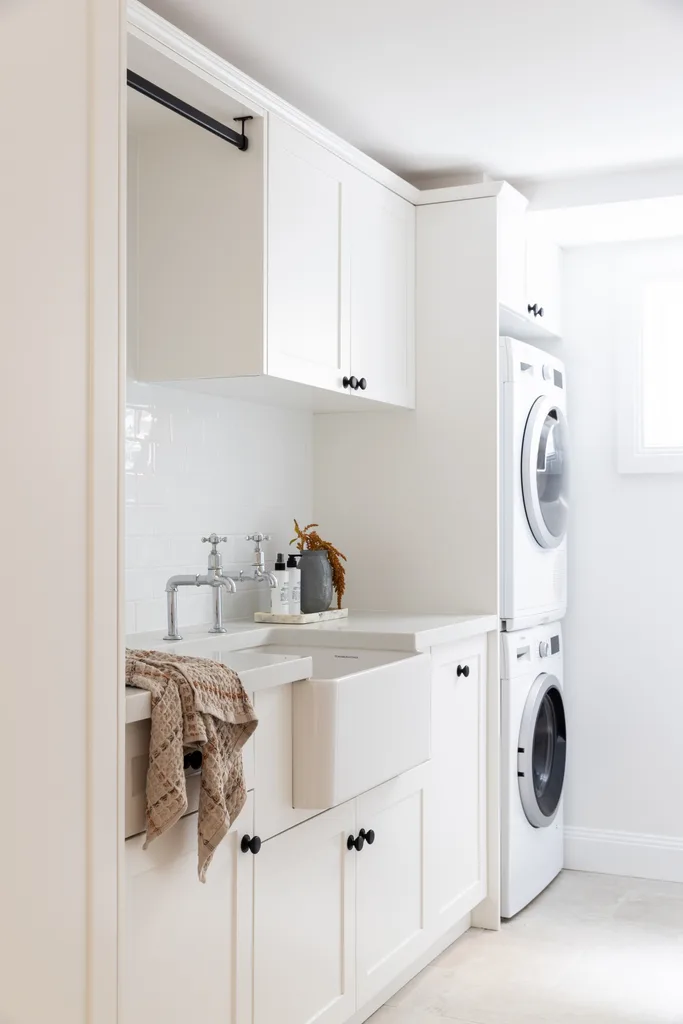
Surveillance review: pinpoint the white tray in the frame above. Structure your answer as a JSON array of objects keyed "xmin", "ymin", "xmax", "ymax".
[{"xmin": 254, "ymin": 608, "xmax": 349, "ymax": 624}]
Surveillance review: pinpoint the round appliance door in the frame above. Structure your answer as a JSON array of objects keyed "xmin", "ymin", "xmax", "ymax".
[
  {"xmin": 521, "ymin": 397, "xmax": 569, "ymax": 549},
  {"xmin": 518, "ymin": 673, "xmax": 566, "ymax": 828}
]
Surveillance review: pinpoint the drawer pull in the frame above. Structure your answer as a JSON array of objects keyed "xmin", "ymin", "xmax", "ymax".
[
  {"xmin": 183, "ymin": 750, "xmax": 203, "ymax": 771},
  {"xmin": 359, "ymin": 828, "xmax": 375, "ymax": 845},
  {"xmin": 241, "ymin": 834, "xmax": 262, "ymax": 855},
  {"xmin": 347, "ymin": 833, "xmax": 365, "ymax": 852},
  {"xmin": 456, "ymin": 664, "xmax": 470, "ymax": 678}
]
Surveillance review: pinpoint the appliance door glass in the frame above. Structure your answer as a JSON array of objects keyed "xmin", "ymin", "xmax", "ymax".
[
  {"xmin": 521, "ymin": 397, "xmax": 569, "ymax": 549},
  {"xmin": 518, "ymin": 673, "xmax": 566, "ymax": 828}
]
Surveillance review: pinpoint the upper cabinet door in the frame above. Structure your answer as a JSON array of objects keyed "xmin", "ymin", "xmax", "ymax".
[
  {"xmin": 349, "ymin": 173, "xmax": 416, "ymax": 408},
  {"xmin": 526, "ymin": 226, "xmax": 562, "ymax": 338},
  {"xmin": 497, "ymin": 184, "xmax": 528, "ymax": 318},
  {"xmin": 267, "ymin": 117, "xmax": 350, "ymax": 391}
]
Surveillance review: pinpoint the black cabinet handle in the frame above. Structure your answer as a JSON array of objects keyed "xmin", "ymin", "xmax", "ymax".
[
  {"xmin": 358, "ymin": 378, "xmax": 367, "ymax": 391},
  {"xmin": 456, "ymin": 664, "xmax": 470, "ymax": 678},
  {"xmin": 347, "ymin": 833, "xmax": 365, "ymax": 851},
  {"xmin": 183, "ymin": 750, "xmax": 203, "ymax": 771},
  {"xmin": 359, "ymin": 828, "xmax": 375, "ymax": 845},
  {"xmin": 537, "ymin": 307, "xmax": 545, "ymax": 318},
  {"xmin": 343, "ymin": 376, "xmax": 351, "ymax": 389},
  {"xmin": 241, "ymin": 834, "xmax": 262, "ymax": 855},
  {"xmin": 343, "ymin": 375, "xmax": 359, "ymax": 390},
  {"xmin": 528, "ymin": 303, "xmax": 538, "ymax": 316}
]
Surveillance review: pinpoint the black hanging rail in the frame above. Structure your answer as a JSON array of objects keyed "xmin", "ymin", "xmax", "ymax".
[{"xmin": 127, "ymin": 70, "xmax": 253, "ymax": 152}]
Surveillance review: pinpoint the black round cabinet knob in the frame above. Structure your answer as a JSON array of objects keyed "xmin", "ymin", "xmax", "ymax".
[
  {"xmin": 347, "ymin": 833, "xmax": 365, "ymax": 852},
  {"xmin": 528, "ymin": 303, "xmax": 538, "ymax": 316},
  {"xmin": 537, "ymin": 307, "xmax": 545, "ymax": 318},
  {"xmin": 359, "ymin": 828, "xmax": 375, "ymax": 845},
  {"xmin": 358, "ymin": 378, "xmax": 367, "ymax": 391},
  {"xmin": 241, "ymin": 834, "xmax": 262, "ymax": 855},
  {"xmin": 456, "ymin": 664, "xmax": 470, "ymax": 678},
  {"xmin": 343, "ymin": 376, "xmax": 351, "ymax": 389}
]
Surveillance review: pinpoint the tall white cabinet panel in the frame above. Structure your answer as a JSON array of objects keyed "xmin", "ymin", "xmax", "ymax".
[
  {"xmin": 267, "ymin": 117, "xmax": 350, "ymax": 391},
  {"xmin": 355, "ymin": 764, "xmax": 430, "ymax": 1006},
  {"xmin": 253, "ymin": 801, "xmax": 356, "ymax": 1024},
  {"xmin": 123, "ymin": 793, "xmax": 254, "ymax": 1024},
  {"xmin": 428, "ymin": 637, "xmax": 487, "ymax": 933},
  {"xmin": 349, "ymin": 173, "xmax": 415, "ymax": 407}
]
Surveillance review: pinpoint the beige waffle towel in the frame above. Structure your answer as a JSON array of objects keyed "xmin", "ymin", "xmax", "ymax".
[{"xmin": 125, "ymin": 648, "xmax": 258, "ymax": 882}]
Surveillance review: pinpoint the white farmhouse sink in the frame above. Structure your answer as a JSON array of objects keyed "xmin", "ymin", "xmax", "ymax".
[{"xmin": 260, "ymin": 645, "xmax": 431, "ymax": 808}]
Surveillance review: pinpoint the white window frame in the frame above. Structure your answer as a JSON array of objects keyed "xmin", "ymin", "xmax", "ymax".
[{"xmin": 618, "ymin": 276, "xmax": 683, "ymax": 474}]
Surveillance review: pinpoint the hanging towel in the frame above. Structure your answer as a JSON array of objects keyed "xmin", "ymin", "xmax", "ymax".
[{"xmin": 125, "ymin": 648, "xmax": 258, "ymax": 882}]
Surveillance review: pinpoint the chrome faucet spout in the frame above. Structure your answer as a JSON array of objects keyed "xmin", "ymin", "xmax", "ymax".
[
  {"xmin": 255, "ymin": 568, "xmax": 278, "ymax": 588},
  {"xmin": 163, "ymin": 537, "xmax": 239, "ymax": 641}
]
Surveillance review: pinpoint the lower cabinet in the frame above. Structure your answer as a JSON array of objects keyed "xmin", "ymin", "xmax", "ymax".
[
  {"xmin": 252, "ymin": 801, "xmax": 357, "ymax": 1024},
  {"xmin": 355, "ymin": 764, "xmax": 431, "ymax": 1006},
  {"xmin": 123, "ymin": 793, "xmax": 254, "ymax": 1024},
  {"xmin": 428, "ymin": 637, "xmax": 488, "ymax": 931}
]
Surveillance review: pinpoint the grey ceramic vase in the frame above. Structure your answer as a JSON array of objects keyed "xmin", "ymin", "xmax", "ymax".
[{"xmin": 299, "ymin": 549, "xmax": 334, "ymax": 613}]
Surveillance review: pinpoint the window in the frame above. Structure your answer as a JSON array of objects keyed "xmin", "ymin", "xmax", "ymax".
[{"xmin": 619, "ymin": 278, "xmax": 683, "ymax": 473}]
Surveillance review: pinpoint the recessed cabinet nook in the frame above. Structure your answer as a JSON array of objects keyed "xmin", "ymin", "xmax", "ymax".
[{"xmin": 125, "ymin": 3, "xmax": 562, "ymax": 1024}]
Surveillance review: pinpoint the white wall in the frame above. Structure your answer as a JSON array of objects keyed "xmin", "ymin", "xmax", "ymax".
[
  {"xmin": 125, "ymin": 382, "xmax": 312, "ymax": 634},
  {"xmin": 0, "ymin": 1, "xmax": 120, "ymax": 1021},
  {"xmin": 562, "ymin": 238, "xmax": 683, "ymax": 881}
]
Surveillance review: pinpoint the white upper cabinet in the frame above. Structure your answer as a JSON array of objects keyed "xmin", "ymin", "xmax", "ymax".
[
  {"xmin": 267, "ymin": 118, "xmax": 350, "ymax": 392},
  {"xmin": 525, "ymin": 221, "xmax": 562, "ymax": 338},
  {"xmin": 130, "ymin": 93, "xmax": 415, "ymax": 409},
  {"xmin": 348, "ymin": 171, "xmax": 415, "ymax": 407},
  {"xmin": 497, "ymin": 183, "xmax": 528, "ymax": 319},
  {"xmin": 497, "ymin": 184, "xmax": 562, "ymax": 340}
]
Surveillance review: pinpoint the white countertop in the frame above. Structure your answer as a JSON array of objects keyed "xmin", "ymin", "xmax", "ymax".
[
  {"xmin": 126, "ymin": 648, "xmax": 313, "ymax": 724},
  {"xmin": 125, "ymin": 612, "xmax": 497, "ymax": 724},
  {"xmin": 126, "ymin": 611, "xmax": 497, "ymax": 656}
]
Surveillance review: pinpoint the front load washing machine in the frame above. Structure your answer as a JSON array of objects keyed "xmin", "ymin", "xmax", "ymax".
[
  {"xmin": 500, "ymin": 337, "xmax": 569, "ymax": 631},
  {"xmin": 501, "ymin": 623, "xmax": 566, "ymax": 918}
]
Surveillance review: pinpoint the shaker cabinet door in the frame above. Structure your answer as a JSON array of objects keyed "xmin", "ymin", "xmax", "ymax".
[
  {"xmin": 428, "ymin": 637, "xmax": 487, "ymax": 932},
  {"xmin": 123, "ymin": 793, "xmax": 254, "ymax": 1024},
  {"xmin": 267, "ymin": 117, "xmax": 350, "ymax": 392},
  {"xmin": 355, "ymin": 763, "xmax": 430, "ymax": 1006},
  {"xmin": 349, "ymin": 172, "xmax": 415, "ymax": 408},
  {"xmin": 252, "ymin": 801, "xmax": 357, "ymax": 1024}
]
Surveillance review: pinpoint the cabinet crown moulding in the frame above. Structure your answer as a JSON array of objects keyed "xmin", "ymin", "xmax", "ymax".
[{"xmin": 126, "ymin": 0, "xmax": 419, "ymax": 204}]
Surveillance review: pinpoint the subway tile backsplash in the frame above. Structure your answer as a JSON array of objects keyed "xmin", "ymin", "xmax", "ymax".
[{"xmin": 125, "ymin": 381, "xmax": 313, "ymax": 634}]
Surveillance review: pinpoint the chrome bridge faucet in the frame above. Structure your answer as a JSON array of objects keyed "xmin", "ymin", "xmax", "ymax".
[
  {"xmin": 164, "ymin": 531, "xmax": 277, "ymax": 641},
  {"xmin": 164, "ymin": 533, "xmax": 236, "ymax": 641}
]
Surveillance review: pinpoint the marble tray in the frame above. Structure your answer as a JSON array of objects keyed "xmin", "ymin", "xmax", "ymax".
[{"xmin": 254, "ymin": 608, "xmax": 349, "ymax": 624}]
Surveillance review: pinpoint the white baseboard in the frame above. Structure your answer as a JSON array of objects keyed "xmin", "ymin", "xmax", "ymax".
[{"xmin": 565, "ymin": 826, "xmax": 683, "ymax": 883}]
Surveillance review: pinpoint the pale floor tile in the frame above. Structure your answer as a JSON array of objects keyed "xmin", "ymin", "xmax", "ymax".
[{"xmin": 370, "ymin": 870, "xmax": 683, "ymax": 1024}]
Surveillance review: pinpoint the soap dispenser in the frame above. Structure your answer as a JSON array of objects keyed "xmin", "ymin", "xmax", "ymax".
[
  {"xmin": 286, "ymin": 553, "xmax": 301, "ymax": 615},
  {"xmin": 270, "ymin": 553, "xmax": 290, "ymax": 615}
]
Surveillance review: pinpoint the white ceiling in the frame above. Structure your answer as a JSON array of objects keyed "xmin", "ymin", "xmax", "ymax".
[{"xmin": 143, "ymin": 0, "xmax": 683, "ymax": 185}]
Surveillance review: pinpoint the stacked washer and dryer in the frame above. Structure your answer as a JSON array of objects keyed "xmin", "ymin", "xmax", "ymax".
[{"xmin": 499, "ymin": 337, "xmax": 569, "ymax": 919}]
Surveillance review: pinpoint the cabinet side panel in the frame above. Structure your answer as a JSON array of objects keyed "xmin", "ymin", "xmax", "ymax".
[
  {"xmin": 134, "ymin": 105, "xmax": 264, "ymax": 381},
  {"xmin": 313, "ymin": 197, "xmax": 499, "ymax": 616}
]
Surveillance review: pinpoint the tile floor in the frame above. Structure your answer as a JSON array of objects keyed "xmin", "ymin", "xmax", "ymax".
[{"xmin": 370, "ymin": 870, "xmax": 683, "ymax": 1024}]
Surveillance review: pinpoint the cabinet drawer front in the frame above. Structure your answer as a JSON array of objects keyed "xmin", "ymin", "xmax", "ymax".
[{"xmin": 253, "ymin": 801, "xmax": 356, "ymax": 1024}]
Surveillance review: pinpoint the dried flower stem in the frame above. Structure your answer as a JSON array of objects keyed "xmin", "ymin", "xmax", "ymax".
[{"xmin": 290, "ymin": 520, "xmax": 347, "ymax": 609}]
